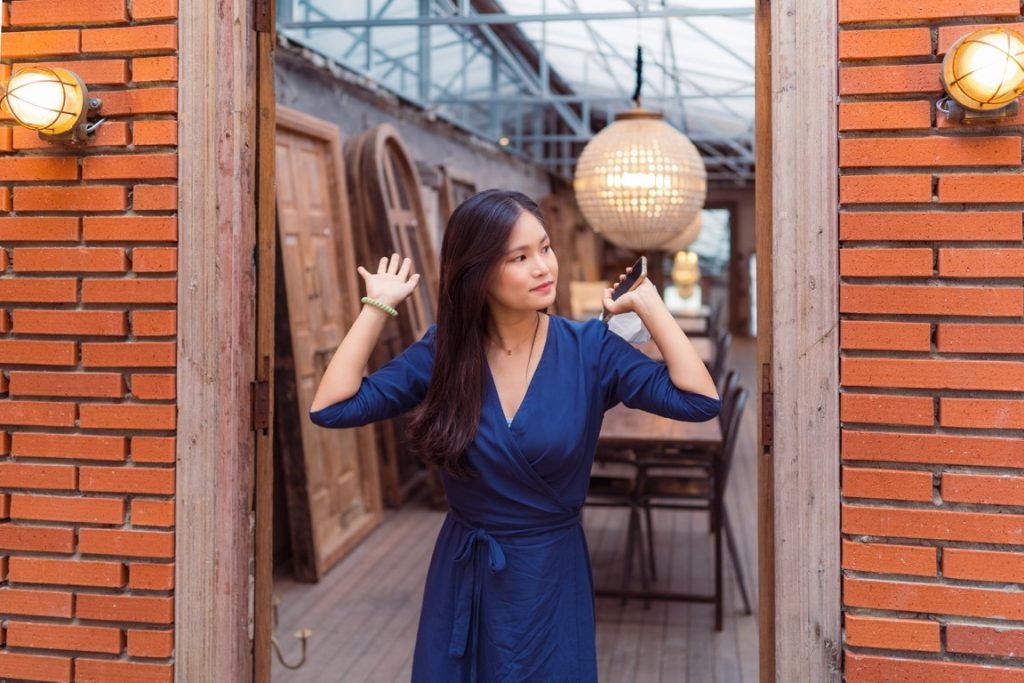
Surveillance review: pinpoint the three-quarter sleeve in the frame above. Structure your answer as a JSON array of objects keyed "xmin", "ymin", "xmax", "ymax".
[
  {"xmin": 309, "ymin": 324, "xmax": 436, "ymax": 429},
  {"xmin": 592, "ymin": 319, "xmax": 720, "ymax": 422}
]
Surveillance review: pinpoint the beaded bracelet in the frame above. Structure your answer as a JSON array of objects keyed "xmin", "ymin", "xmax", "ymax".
[{"xmin": 361, "ymin": 296, "xmax": 398, "ymax": 317}]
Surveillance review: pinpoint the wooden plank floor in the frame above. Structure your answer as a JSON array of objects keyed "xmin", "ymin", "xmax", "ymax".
[{"xmin": 273, "ymin": 337, "xmax": 759, "ymax": 683}]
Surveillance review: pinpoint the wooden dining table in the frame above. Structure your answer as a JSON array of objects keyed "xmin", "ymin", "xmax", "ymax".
[
  {"xmin": 592, "ymin": 334, "xmax": 724, "ymax": 607},
  {"xmin": 599, "ymin": 402, "xmax": 721, "ymax": 449},
  {"xmin": 672, "ymin": 305, "xmax": 712, "ymax": 336},
  {"xmin": 606, "ymin": 330, "xmax": 721, "ymax": 450},
  {"xmin": 635, "ymin": 335, "xmax": 714, "ymax": 366}
]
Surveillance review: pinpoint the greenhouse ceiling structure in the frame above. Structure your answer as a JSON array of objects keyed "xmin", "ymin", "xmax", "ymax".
[{"xmin": 277, "ymin": 0, "xmax": 755, "ymax": 186}]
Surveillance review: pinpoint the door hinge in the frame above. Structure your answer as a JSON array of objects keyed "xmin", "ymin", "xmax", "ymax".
[
  {"xmin": 761, "ymin": 362, "xmax": 773, "ymax": 452},
  {"xmin": 255, "ymin": 0, "xmax": 274, "ymax": 33},
  {"xmin": 761, "ymin": 391, "xmax": 773, "ymax": 451},
  {"xmin": 252, "ymin": 379, "xmax": 270, "ymax": 432}
]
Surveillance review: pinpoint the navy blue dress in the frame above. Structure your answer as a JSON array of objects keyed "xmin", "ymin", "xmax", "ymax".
[{"xmin": 310, "ymin": 315, "xmax": 720, "ymax": 682}]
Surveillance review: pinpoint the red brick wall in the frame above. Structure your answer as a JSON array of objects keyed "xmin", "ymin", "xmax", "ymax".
[
  {"xmin": 0, "ymin": 1, "xmax": 177, "ymax": 680},
  {"xmin": 839, "ymin": 1, "xmax": 1024, "ymax": 679}
]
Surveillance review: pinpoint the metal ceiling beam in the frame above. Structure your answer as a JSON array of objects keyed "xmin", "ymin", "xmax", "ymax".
[
  {"xmin": 277, "ymin": 34, "xmax": 516, "ymax": 153},
  {"xmin": 529, "ymin": 38, "xmax": 755, "ymax": 86},
  {"xmin": 534, "ymin": 154, "xmax": 753, "ymax": 172},
  {"xmin": 461, "ymin": 9, "xmax": 587, "ymax": 136},
  {"xmin": 532, "ymin": 155, "xmax": 757, "ymax": 165},
  {"xmin": 561, "ymin": 0, "xmax": 630, "ymax": 99},
  {"xmin": 674, "ymin": 16, "xmax": 754, "ymax": 70},
  {"xmin": 578, "ymin": 19, "xmax": 751, "ymax": 127},
  {"xmin": 431, "ymin": 93, "xmax": 753, "ymax": 104},
  {"xmin": 281, "ymin": 8, "xmax": 754, "ymax": 29},
  {"xmin": 504, "ymin": 132, "xmax": 754, "ymax": 144},
  {"xmin": 277, "ymin": 0, "xmax": 756, "ymax": 184},
  {"xmin": 664, "ymin": 13, "xmax": 688, "ymax": 132},
  {"xmin": 286, "ymin": 1, "xmax": 423, "ymax": 83},
  {"xmin": 342, "ymin": 0, "xmax": 399, "ymax": 61},
  {"xmin": 419, "ymin": 0, "xmax": 431, "ymax": 101},
  {"xmin": 535, "ymin": 155, "xmax": 753, "ymax": 167}
]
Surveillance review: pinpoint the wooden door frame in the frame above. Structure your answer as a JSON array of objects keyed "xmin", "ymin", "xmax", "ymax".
[
  {"xmin": 174, "ymin": 0, "xmax": 840, "ymax": 679},
  {"xmin": 758, "ymin": 0, "xmax": 841, "ymax": 681},
  {"xmin": 175, "ymin": 0, "xmax": 271, "ymax": 680}
]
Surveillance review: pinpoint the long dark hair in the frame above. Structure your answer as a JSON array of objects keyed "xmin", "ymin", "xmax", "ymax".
[{"xmin": 407, "ymin": 189, "xmax": 545, "ymax": 478}]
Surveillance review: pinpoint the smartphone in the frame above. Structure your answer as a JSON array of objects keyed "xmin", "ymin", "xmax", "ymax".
[{"xmin": 601, "ymin": 255, "xmax": 647, "ymax": 322}]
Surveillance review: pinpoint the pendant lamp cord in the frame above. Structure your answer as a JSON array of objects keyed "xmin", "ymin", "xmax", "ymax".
[{"xmin": 632, "ymin": 45, "xmax": 643, "ymax": 107}]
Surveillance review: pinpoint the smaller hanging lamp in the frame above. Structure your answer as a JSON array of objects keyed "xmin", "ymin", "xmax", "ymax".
[
  {"xmin": 671, "ymin": 249, "xmax": 701, "ymax": 299},
  {"xmin": 573, "ymin": 47, "xmax": 707, "ymax": 251},
  {"xmin": 659, "ymin": 211, "xmax": 702, "ymax": 253}
]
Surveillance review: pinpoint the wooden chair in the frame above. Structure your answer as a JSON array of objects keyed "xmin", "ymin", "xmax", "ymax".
[
  {"xmin": 636, "ymin": 384, "xmax": 753, "ymax": 631},
  {"xmin": 709, "ymin": 328, "xmax": 732, "ymax": 390},
  {"xmin": 707, "ymin": 300, "xmax": 724, "ymax": 338},
  {"xmin": 569, "ymin": 280, "xmax": 610, "ymax": 321},
  {"xmin": 717, "ymin": 370, "xmax": 741, "ymax": 426}
]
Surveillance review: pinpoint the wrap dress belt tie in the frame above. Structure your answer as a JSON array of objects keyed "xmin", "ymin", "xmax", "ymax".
[{"xmin": 447, "ymin": 509, "xmax": 583, "ymax": 669}]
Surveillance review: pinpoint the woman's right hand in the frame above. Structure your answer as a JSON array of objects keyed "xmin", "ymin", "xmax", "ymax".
[{"xmin": 357, "ymin": 253, "xmax": 420, "ymax": 309}]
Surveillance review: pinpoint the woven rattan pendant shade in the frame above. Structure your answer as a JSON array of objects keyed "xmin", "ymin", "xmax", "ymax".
[{"xmin": 573, "ymin": 108, "xmax": 707, "ymax": 251}]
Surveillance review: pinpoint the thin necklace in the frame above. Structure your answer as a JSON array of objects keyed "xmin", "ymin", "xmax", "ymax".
[
  {"xmin": 494, "ymin": 312, "xmax": 541, "ymax": 357},
  {"xmin": 493, "ymin": 312, "xmax": 541, "ymax": 390},
  {"xmin": 523, "ymin": 312, "xmax": 541, "ymax": 386}
]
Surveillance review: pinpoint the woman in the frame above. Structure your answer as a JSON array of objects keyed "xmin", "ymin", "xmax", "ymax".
[{"xmin": 309, "ymin": 189, "xmax": 719, "ymax": 682}]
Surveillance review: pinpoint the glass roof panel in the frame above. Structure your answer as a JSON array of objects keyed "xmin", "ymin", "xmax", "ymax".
[
  {"xmin": 504, "ymin": 0, "xmax": 755, "ymax": 137},
  {"xmin": 276, "ymin": 0, "xmax": 756, "ymax": 183}
]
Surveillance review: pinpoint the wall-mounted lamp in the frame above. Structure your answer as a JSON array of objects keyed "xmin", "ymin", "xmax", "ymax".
[
  {"xmin": 0, "ymin": 67, "xmax": 103, "ymax": 144},
  {"xmin": 938, "ymin": 26, "xmax": 1024, "ymax": 123}
]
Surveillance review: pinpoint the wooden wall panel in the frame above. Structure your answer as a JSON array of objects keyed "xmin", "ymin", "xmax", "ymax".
[{"xmin": 770, "ymin": 0, "xmax": 841, "ymax": 680}]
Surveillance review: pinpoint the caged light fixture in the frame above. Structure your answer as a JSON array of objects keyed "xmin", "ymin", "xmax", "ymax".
[
  {"xmin": 0, "ymin": 66, "xmax": 104, "ymax": 144},
  {"xmin": 938, "ymin": 26, "xmax": 1024, "ymax": 123},
  {"xmin": 0, "ymin": 17, "xmax": 103, "ymax": 144}
]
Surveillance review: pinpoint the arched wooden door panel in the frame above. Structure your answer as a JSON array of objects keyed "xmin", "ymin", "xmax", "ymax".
[
  {"xmin": 376, "ymin": 128, "xmax": 440, "ymax": 338},
  {"xmin": 274, "ymin": 106, "xmax": 383, "ymax": 579},
  {"xmin": 345, "ymin": 124, "xmax": 441, "ymax": 506},
  {"xmin": 439, "ymin": 165, "xmax": 478, "ymax": 229}
]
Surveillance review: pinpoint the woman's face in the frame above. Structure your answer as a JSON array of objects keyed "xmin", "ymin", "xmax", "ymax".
[{"xmin": 486, "ymin": 210, "xmax": 558, "ymax": 312}]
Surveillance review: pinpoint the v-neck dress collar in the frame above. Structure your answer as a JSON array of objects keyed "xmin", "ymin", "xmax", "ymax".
[{"xmin": 484, "ymin": 313, "xmax": 554, "ymax": 432}]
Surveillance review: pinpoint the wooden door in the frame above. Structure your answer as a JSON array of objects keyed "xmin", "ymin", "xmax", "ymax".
[
  {"xmin": 439, "ymin": 164, "xmax": 478, "ymax": 225},
  {"xmin": 345, "ymin": 124, "xmax": 441, "ymax": 507},
  {"xmin": 347, "ymin": 124, "xmax": 439, "ymax": 340},
  {"xmin": 759, "ymin": 0, "xmax": 841, "ymax": 680},
  {"xmin": 755, "ymin": 0, "xmax": 775, "ymax": 676},
  {"xmin": 539, "ymin": 192, "xmax": 577, "ymax": 319},
  {"xmin": 377, "ymin": 129, "xmax": 440, "ymax": 338},
  {"xmin": 275, "ymin": 106, "xmax": 382, "ymax": 580}
]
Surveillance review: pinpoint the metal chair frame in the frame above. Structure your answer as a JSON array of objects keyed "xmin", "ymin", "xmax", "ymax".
[
  {"xmin": 636, "ymin": 384, "xmax": 753, "ymax": 631},
  {"xmin": 586, "ymin": 449, "xmax": 653, "ymax": 606}
]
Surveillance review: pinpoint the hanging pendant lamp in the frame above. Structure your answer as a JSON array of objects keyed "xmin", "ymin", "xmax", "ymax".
[
  {"xmin": 671, "ymin": 249, "xmax": 701, "ymax": 299},
  {"xmin": 659, "ymin": 211, "xmax": 702, "ymax": 253},
  {"xmin": 573, "ymin": 47, "xmax": 707, "ymax": 251}
]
